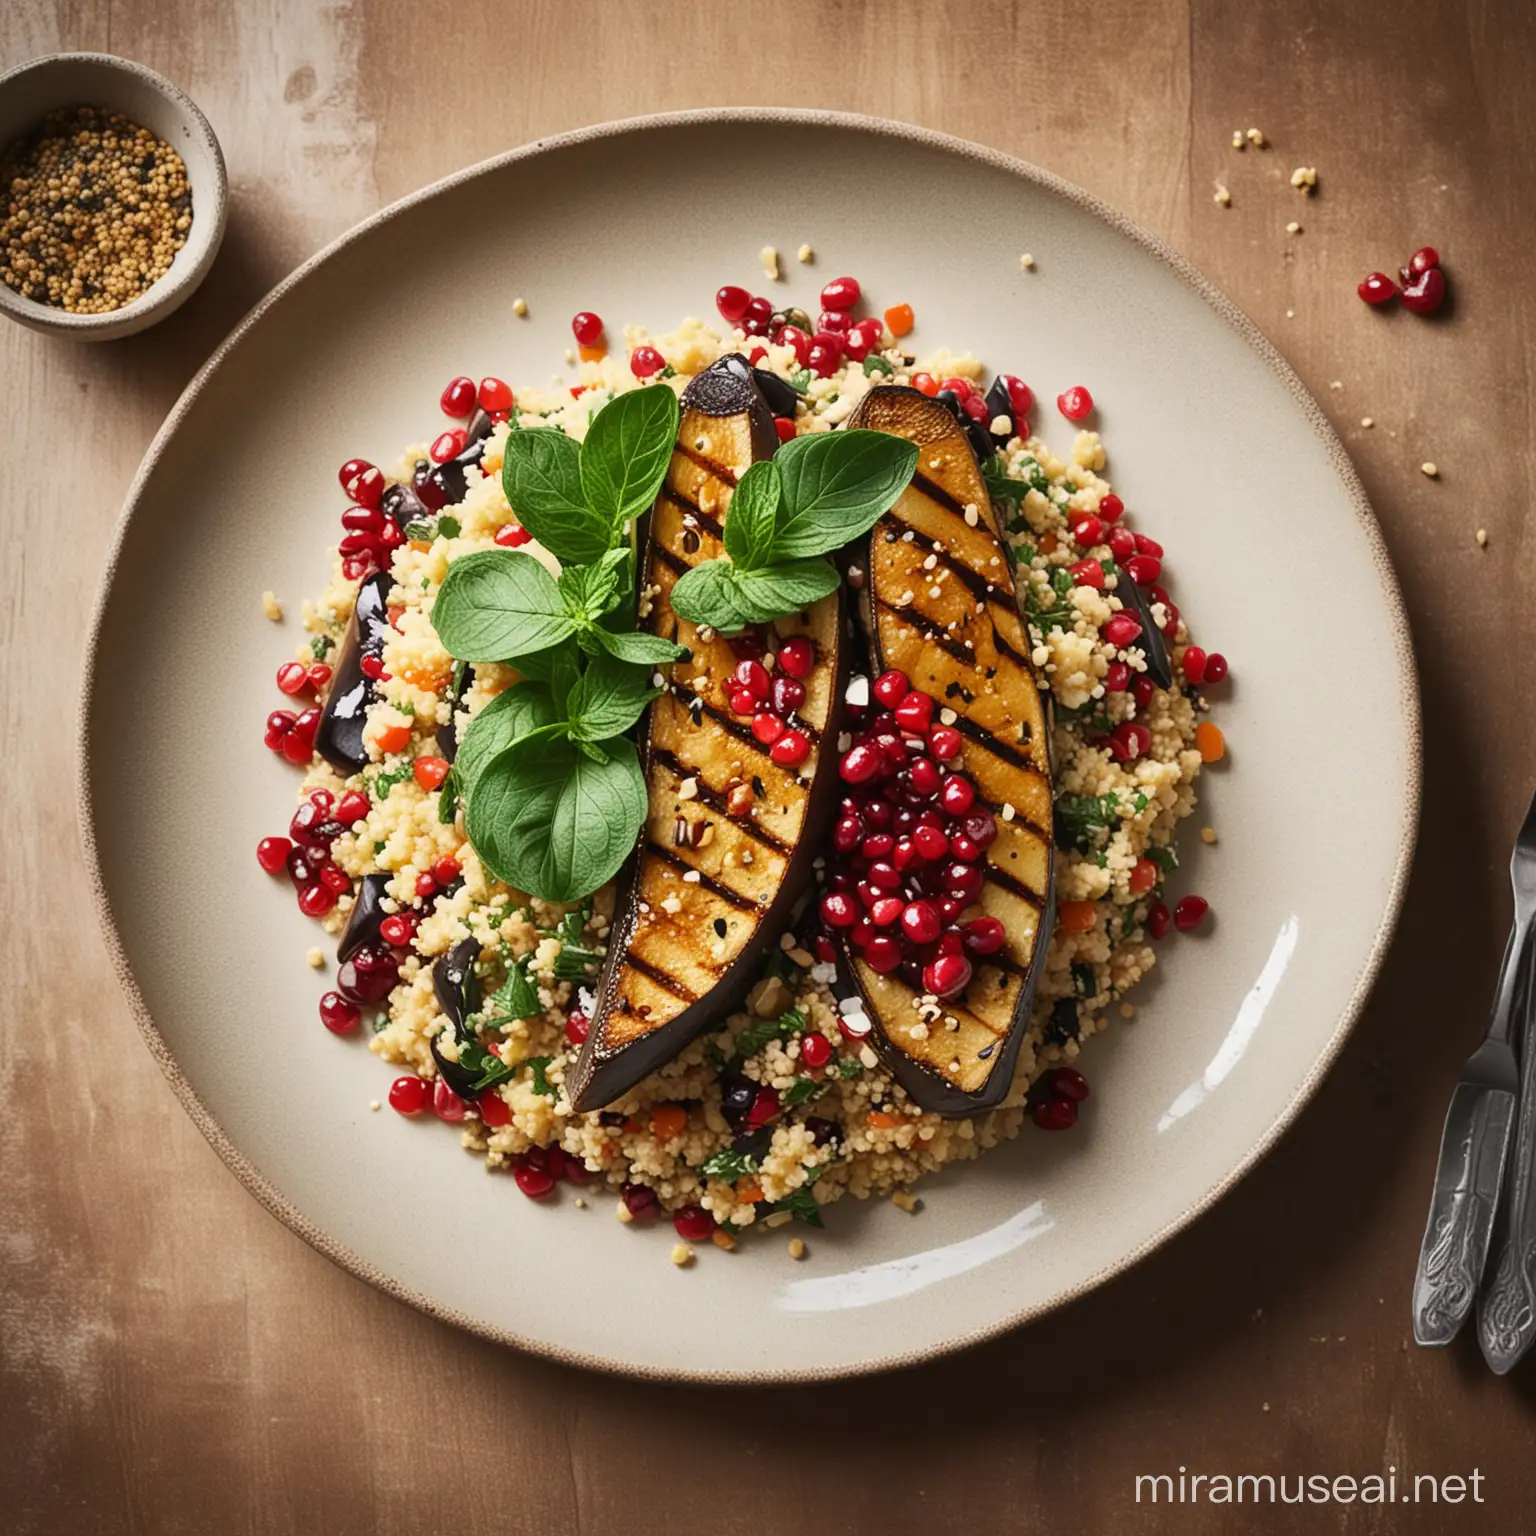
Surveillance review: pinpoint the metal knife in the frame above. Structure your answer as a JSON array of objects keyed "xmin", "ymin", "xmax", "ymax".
[
  {"xmin": 1412, "ymin": 791, "xmax": 1536, "ymax": 1347},
  {"xmin": 1478, "ymin": 795, "xmax": 1536, "ymax": 1371}
]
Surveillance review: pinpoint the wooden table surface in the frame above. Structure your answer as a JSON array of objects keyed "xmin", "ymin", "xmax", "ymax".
[{"xmin": 6, "ymin": 1, "xmax": 1535, "ymax": 1531}]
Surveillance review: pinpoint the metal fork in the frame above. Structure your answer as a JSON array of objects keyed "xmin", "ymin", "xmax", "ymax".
[{"xmin": 1411, "ymin": 790, "xmax": 1536, "ymax": 1347}]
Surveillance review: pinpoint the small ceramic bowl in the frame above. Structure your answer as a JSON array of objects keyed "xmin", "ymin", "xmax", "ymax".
[{"xmin": 0, "ymin": 53, "xmax": 227, "ymax": 341}]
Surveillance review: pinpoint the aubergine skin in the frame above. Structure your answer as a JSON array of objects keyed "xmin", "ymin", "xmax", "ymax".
[
  {"xmin": 314, "ymin": 571, "xmax": 391, "ymax": 774},
  {"xmin": 337, "ymin": 874, "xmax": 390, "ymax": 961},
  {"xmin": 566, "ymin": 360, "xmax": 845, "ymax": 1113},
  {"xmin": 429, "ymin": 936, "xmax": 484, "ymax": 1097},
  {"xmin": 840, "ymin": 386, "xmax": 1055, "ymax": 1117}
]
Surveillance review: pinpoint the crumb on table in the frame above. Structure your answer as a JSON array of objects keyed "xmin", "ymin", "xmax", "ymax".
[{"xmin": 262, "ymin": 590, "xmax": 283, "ymax": 622}]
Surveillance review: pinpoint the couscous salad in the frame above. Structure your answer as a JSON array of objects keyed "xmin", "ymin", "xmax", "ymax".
[{"xmin": 255, "ymin": 273, "xmax": 1228, "ymax": 1254}]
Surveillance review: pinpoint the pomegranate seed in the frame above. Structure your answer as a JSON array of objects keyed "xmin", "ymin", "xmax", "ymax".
[
  {"xmin": 433, "ymin": 1079, "xmax": 469, "ymax": 1122},
  {"xmin": 771, "ymin": 730, "xmax": 810, "ymax": 768},
  {"xmin": 319, "ymin": 991, "xmax": 359, "ymax": 1034},
  {"xmin": 752, "ymin": 712, "xmax": 785, "ymax": 746},
  {"xmin": 673, "ymin": 1204, "xmax": 715, "ymax": 1241},
  {"xmin": 1183, "ymin": 646, "xmax": 1208, "ymax": 685},
  {"xmin": 923, "ymin": 953, "xmax": 973, "ymax": 999},
  {"xmin": 494, "ymin": 523, "xmax": 532, "ymax": 548},
  {"xmin": 340, "ymin": 556, "xmax": 373, "ymax": 582},
  {"xmin": 912, "ymin": 823, "xmax": 949, "ymax": 861},
  {"xmin": 800, "ymin": 1032, "xmax": 833, "ymax": 1069},
  {"xmin": 907, "ymin": 757, "xmax": 942, "ymax": 797},
  {"xmin": 430, "ymin": 429, "xmax": 468, "ymax": 464},
  {"xmin": 843, "ymin": 319, "xmax": 882, "ymax": 361},
  {"xmin": 1131, "ymin": 675, "xmax": 1156, "ymax": 711},
  {"xmin": 379, "ymin": 913, "xmax": 416, "ymax": 948},
  {"xmin": 838, "ymin": 1010, "xmax": 873, "ymax": 1041},
  {"xmin": 341, "ymin": 504, "xmax": 383, "ymax": 534},
  {"xmin": 257, "ymin": 836, "xmax": 291, "ymax": 874},
  {"xmin": 1069, "ymin": 559, "xmax": 1105, "ymax": 588},
  {"xmin": 307, "ymin": 663, "xmax": 333, "ymax": 692},
  {"xmin": 1110, "ymin": 721, "xmax": 1152, "ymax": 762},
  {"xmin": 1204, "ymin": 652, "xmax": 1229, "ymax": 683},
  {"xmin": 1104, "ymin": 661, "xmax": 1130, "ymax": 693},
  {"xmin": 1134, "ymin": 532, "xmax": 1164, "ymax": 559},
  {"xmin": 939, "ymin": 775, "xmax": 975, "ymax": 815},
  {"xmin": 1358, "ymin": 272, "xmax": 1397, "ymax": 306},
  {"xmin": 1070, "ymin": 514, "xmax": 1104, "ymax": 547},
  {"xmin": 937, "ymin": 931, "xmax": 964, "ymax": 956},
  {"xmin": 777, "ymin": 636, "xmax": 815, "ymax": 679},
  {"xmin": 771, "ymin": 675, "xmax": 807, "ymax": 715},
  {"xmin": 821, "ymin": 891, "xmax": 859, "ymax": 928},
  {"xmin": 864, "ymin": 933, "xmax": 903, "ymax": 972},
  {"xmin": 949, "ymin": 833, "xmax": 983, "ymax": 862},
  {"xmin": 440, "ymin": 375, "xmax": 476, "ymax": 417},
  {"xmin": 862, "ymin": 798, "xmax": 893, "ymax": 828},
  {"xmin": 860, "ymin": 832, "xmax": 894, "ymax": 859},
  {"xmin": 299, "ymin": 882, "xmax": 337, "ymax": 917},
  {"xmin": 1174, "ymin": 895, "xmax": 1210, "ymax": 932},
  {"xmin": 1409, "ymin": 246, "xmax": 1440, "ymax": 276},
  {"xmin": 961, "ymin": 915, "xmax": 1006, "ymax": 956},
  {"xmin": 431, "ymin": 857, "xmax": 461, "ymax": 886},
  {"xmin": 820, "ymin": 275, "xmax": 860, "ymax": 311},
  {"xmin": 962, "ymin": 809, "xmax": 997, "ymax": 849},
  {"xmin": 1048, "ymin": 1066, "xmax": 1090, "ymax": 1103},
  {"xmin": 319, "ymin": 865, "xmax": 350, "ymax": 894},
  {"xmin": 869, "ymin": 896, "xmax": 905, "ymax": 928},
  {"xmin": 947, "ymin": 861, "xmax": 985, "ymax": 902},
  {"xmin": 336, "ymin": 945, "xmax": 398, "ymax": 1005},
  {"xmin": 1400, "ymin": 266, "xmax": 1446, "ymax": 314},
  {"xmin": 741, "ymin": 295, "xmax": 773, "ymax": 335},
  {"xmin": 1097, "ymin": 492, "xmax": 1124, "ymax": 523},
  {"xmin": 774, "ymin": 416, "xmax": 796, "ymax": 444},
  {"xmin": 478, "ymin": 376, "xmax": 513, "ymax": 413},
  {"xmin": 630, "ymin": 345, "xmax": 665, "ymax": 378},
  {"xmin": 840, "ymin": 743, "xmax": 883, "ymax": 784},
  {"xmin": 514, "ymin": 1158, "xmax": 555, "ymax": 1199},
  {"xmin": 818, "ymin": 309, "xmax": 852, "ymax": 335},
  {"xmin": 894, "ymin": 691, "xmax": 933, "ymax": 732},
  {"xmin": 1102, "ymin": 611, "xmax": 1143, "ymax": 649},
  {"xmin": 726, "ymin": 684, "xmax": 756, "ymax": 715},
  {"xmin": 928, "ymin": 725, "xmax": 962, "ymax": 760},
  {"xmin": 901, "ymin": 900, "xmax": 942, "ymax": 945},
  {"xmin": 1125, "ymin": 554, "xmax": 1162, "ymax": 586},
  {"xmin": 940, "ymin": 375, "xmax": 974, "ymax": 399},
  {"xmin": 566, "ymin": 1010, "xmax": 589, "ymax": 1045},
  {"xmin": 716, "ymin": 284, "xmax": 752, "ymax": 322},
  {"xmin": 1034, "ymin": 1097, "xmax": 1078, "ymax": 1131},
  {"xmin": 808, "ymin": 334, "xmax": 843, "ymax": 377},
  {"xmin": 1147, "ymin": 902, "xmax": 1171, "ymax": 939},
  {"xmin": 1058, "ymin": 385, "xmax": 1093, "ymax": 421},
  {"xmin": 998, "ymin": 375, "xmax": 1033, "ymax": 421},
  {"xmin": 1107, "ymin": 527, "xmax": 1136, "ymax": 563},
  {"xmin": 747, "ymin": 1087, "xmax": 780, "ymax": 1128},
  {"xmin": 622, "ymin": 1183, "xmax": 659, "ymax": 1216},
  {"xmin": 339, "ymin": 459, "xmax": 385, "ymax": 509},
  {"xmin": 779, "ymin": 325, "xmax": 812, "ymax": 366},
  {"xmin": 733, "ymin": 659, "xmax": 770, "ymax": 700},
  {"xmin": 275, "ymin": 661, "xmax": 309, "ymax": 695},
  {"xmin": 833, "ymin": 816, "xmax": 864, "ymax": 854},
  {"xmin": 571, "ymin": 311, "xmax": 604, "ymax": 345},
  {"xmin": 389, "ymin": 1075, "xmax": 431, "ymax": 1114},
  {"xmin": 414, "ymin": 872, "xmax": 439, "ymax": 900},
  {"xmin": 910, "ymin": 372, "xmax": 939, "ymax": 398}
]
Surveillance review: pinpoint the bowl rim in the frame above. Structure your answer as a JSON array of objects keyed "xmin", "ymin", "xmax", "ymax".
[
  {"xmin": 75, "ymin": 106, "xmax": 1422, "ymax": 1384},
  {"xmin": 0, "ymin": 50, "xmax": 228, "ymax": 334}
]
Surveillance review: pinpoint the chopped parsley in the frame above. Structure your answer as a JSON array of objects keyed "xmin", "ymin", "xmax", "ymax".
[
  {"xmin": 697, "ymin": 1147, "xmax": 757, "ymax": 1181},
  {"xmin": 309, "ymin": 635, "xmax": 330, "ymax": 660},
  {"xmin": 371, "ymin": 761, "xmax": 416, "ymax": 799},
  {"xmin": 1071, "ymin": 962, "xmax": 1097, "ymax": 998},
  {"xmin": 862, "ymin": 354, "xmax": 894, "ymax": 377},
  {"xmin": 550, "ymin": 907, "xmax": 602, "ymax": 980},
  {"xmin": 781, "ymin": 1076, "xmax": 823, "ymax": 1108},
  {"xmin": 1055, "ymin": 792, "xmax": 1119, "ymax": 852},
  {"xmin": 833, "ymin": 1056, "xmax": 863, "ymax": 1079},
  {"xmin": 1144, "ymin": 845, "xmax": 1178, "ymax": 875},
  {"xmin": 767, "ymin": 1185, "xmax": 824, "ymax": 1229},
  {"xmin": 522, "ymin": 1056, "xmax": 556, "ymax": 1098},
  {"xmin": 733, "ymin": 1007, "xmax": 806, "ymax": 1060}
]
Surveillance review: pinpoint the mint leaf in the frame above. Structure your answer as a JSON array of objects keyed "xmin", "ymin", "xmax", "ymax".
[
  {"xmin": 1054, "ymin": 791, "xmax": 1119, "ymax": 852},
  {"xmin": 558, "ymin": 559, "xmax": 622, "ymax": 628},
  {"xmin": 466, "ymin": 732, "xmax": 646, "ymax": 903},
  {"xmin": 523, "ymin": 1057, "xmax": 557, "ymax": 1098},
  {"xmin": 432, "ymin": 550, "xmax": 574, "ymax": 662},
  {"xmin": 455, "ymin": 682, "xmax": 559, "ymax": 803},
  {"xmin": 698, "ymin": 1147, "xmax": 758, "ymax": 1181},
  {"xmin": 730, "ymin": 557, "xmax": 840, "ymax": 621},
  {"xmin": 767, "ymin": 1186, "xmax": 824, "ymax": 1228},
  {"xmin": 782, "ymin": 1076, "xmax": 822, "ymax": 1107},
  {"xmin": 721, "ymin": 458, "xmax": 781, "ymax": 571},
  {"xmin": 734, "ymin": 1007, "xmax": 805, "ymax": 1059},
  {"xmin": 567, "ymin": 650, "xmax": 660, "ymax": 742},
  {"xmin": 668, "ymin": 559, "xmax": 758, "ymax": 633},
  {"xmin": 769, "ymin": 430, "xmax": 919, "ymax": 559},
  {"xmin": 587, "ymin": 626, "xmax": 689, "ymax": 664},
  {"xmin": 500, "ymin": 429, "xmax": 613, "ymax": 566},
  {"xmin": 579, "ymin": 384, "xmax": 680, "ymax": 534},
  {"xmin": 477, "ymin": 952, "xmax": 541, "ymax": 1022},
  {"xmin": 547, "ymin": 646, "xmax": 581, "ymax": 720}
]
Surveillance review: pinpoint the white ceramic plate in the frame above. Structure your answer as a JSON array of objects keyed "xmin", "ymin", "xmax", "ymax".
[{"xmin": 80, "ymin": 110, "xmax": 1419, "ymax": 1382}]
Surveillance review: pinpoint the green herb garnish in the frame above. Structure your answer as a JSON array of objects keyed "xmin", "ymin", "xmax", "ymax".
[
  {"xmin": 1055, "ymin": 791, "xmax": 1119, "ymax": 851},
  {"xmin": 733, "ymin": 1007, "xmax": 806, "ymax": 1060},
  {"xmin": 669, "ymin": 434, "xmax": 918, "ymax": 634},
  {"xmin": 371, "ymin": 761, "xmax": 415, "ymax": 799},
  {"xmin": 1071, "ymin": 962, "xmax": 1097, "ymax": 998},
  {"xmin": 833, "ymin": 1057, "xmax": 863, "ymax": 1079},
  {"xmin": 698, "ymin": 1147, "xmax": 758, "ymax": 1181},
  {"xmin": 523, "ymin": 1057, "xmax": 556, "ymax": 1098},
  {"xmin": 781, "ymin": 1076, "xmax": 823, "ymax": 1108},
  {"xmin": 766, "ymin": 1186, "xmax": 824, "ymax": 1229}
]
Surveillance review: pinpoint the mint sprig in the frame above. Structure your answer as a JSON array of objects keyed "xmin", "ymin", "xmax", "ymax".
[{"xmin": 670, "ymin": 429, "xmax": 917, "ymax": 634}]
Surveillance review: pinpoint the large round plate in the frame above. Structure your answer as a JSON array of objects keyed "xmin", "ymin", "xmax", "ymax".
[{"xmin": 80, "ymin": 110, "xmax": 1418, "ymax": 1381}]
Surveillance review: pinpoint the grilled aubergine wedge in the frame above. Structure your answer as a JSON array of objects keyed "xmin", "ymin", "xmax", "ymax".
[
  {"xmin": 839, "ymin": 386, "xmax": 1054, "ymax": 1116},
  {"xmin": 566, "ymin": 358, "xmax": 849, "ymax": 1112}
]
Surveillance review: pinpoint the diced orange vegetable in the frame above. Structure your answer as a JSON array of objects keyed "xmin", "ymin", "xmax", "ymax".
[
  {"xmin": 650, "ymin": 1104, "xmax": 688, "ymax": 1141},
  {"xmin": 374, "ymin": 723, "xmax": 412, "ymax": 755},
  {"xmin": 1039, "ymin": 531, "xmax": 1059, "ymax": 555},
  {"xmin": 413, "ymin": 756, "xmax": 450, "ymax": 791},
  {"xmin": 736, "ymin": 1180, "xmax": 763, "ymax": 1203},
  {"xmin": 397, "ymin": 663, "xmax": 450, "ymax": 692},
  {"xmin": 386, "ymin": 604, "xmax": 406, "ymax": 629},
  {"xmin": 884, "ymin": 302, "xmax": 914, "ymax": 337},
  {"xmin": 1057, "ymin": 900, "xmax": 1098, "ymax": 934},
  {"xmin": 578, "ymin": 343, "xmax": 607, "ymax": 363},
  {"xmin": 622, "ymin": 1116, "xmax": 643, "ymax": 1135},
  {"xmin": 1196, "ymin": 721, "xmax": 1225, "ymax": 763},
  {"xmin": 1129, "ymin": 859, "xmax": 1158, "ymax": 896},
  {"xmin": 866, "ymin": 1110, "xmax": 902, "ymax": 1130},
  {"xmin": 408, "ymin": 539, "xmax": 431, "ymax": 553}
]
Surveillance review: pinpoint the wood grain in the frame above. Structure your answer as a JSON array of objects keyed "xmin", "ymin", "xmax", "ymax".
[{"xmin": 5, "ymin": 1, "xmax": 1535, "ymax": 1531}]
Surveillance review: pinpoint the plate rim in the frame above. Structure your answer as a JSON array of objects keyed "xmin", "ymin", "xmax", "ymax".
[{"xmin": 76, "ymin": 106, "xmax": 1422, "ymax": 1384}]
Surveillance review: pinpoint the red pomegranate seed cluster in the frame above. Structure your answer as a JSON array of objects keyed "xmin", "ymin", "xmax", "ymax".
[
  {"xmin": 723, "ymin": 629, "xmax": 816, "ymax": 768},
  {"xmin": 335, "ymin": 455, "xmax": 404, "ymax": 582},
  {"xmin": 818, "ymin": 669, "xmax": 1007, "ymax": 1001},
  {"xmin": 263, "ymin": 706, "xmax": 321, "ymax": 765},
  {"xmin": 254, "ymin": 785, "xmax": 367, "ymax": 918},
  {"xmin": 715, "ymin": 272, "xmax": 885, "ymax": 377},
  {"xmin": 1357, "ymin": 246, "xmax": 1447, "ymax": 314},
  {"xmin": 1032, "ymin": 1066, "xmax": 1090, "ymax": 1130}
]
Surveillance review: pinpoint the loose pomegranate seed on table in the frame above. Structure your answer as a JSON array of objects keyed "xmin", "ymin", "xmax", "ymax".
[
  {"xmin": 275, "ymin": 661, "xmax": 309, "ymax": 695},
  {"xmin": 1174, "ymin": 894, "xmax": 1210, "ymax": 932},
  {"xmin": 477, "ymin": 1092, "xmax": 511, "ymax": 1129},
  {"xmin": 570, "ymin": 310, "xmax": 604, "ymax": 345},
  {"xmin": 439, "ymin": 375, "xmax": 476, "ymax": 417},
  {"xmin": 820, "ymin": 275, "xmax": 860, "ymax": 311},
  {"xmin": 715, "ymin": 284, "xmax": 751, "ymax": 323},
  {"xmin": 1357, "ymin": 272, "xmax": 1397, "ymax": 306},
  {"xmin": 1057, "ymin": 385, "xmax": 1093, "ymax": 421},
  {"xmin": 477, "ymin": 376, "xmax": 513, "ymax": 413},
  {"xmin": 388, "ymin": 1075, "xmax": 431, "ymax": 1115},
  {"xmin": 673, "ymin": 1204, "xmax": 715, "ymax": 1241},
  {"xmin": 1203, "ymin": 652, "xmax": 1229, "ymax": 683},
  {"xmin": 318, "ymin": 991, "xmax": 359, "ymax": 1034},
  {"xmin": 1399, "ymin": 265, "xmax": 1446, "ymax": 314},
  {"xmin": 514, "ymin": 1157, "xmax": 555, "ymax": 1199},
  {"xmin": 433, "ymin": 1079, "xmax": 469, "ymax": 1122},
  {"xmin": 256, "ymin": 836, "xmax": 291, "ymax": 874},
  {"xmin": 1034, "ymin": 1097, "xmax": 1079, "ymax": 1131}
]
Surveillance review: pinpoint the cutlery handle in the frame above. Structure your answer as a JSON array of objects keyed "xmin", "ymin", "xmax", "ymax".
[{"xmin": 1414, "ymin": 1084, "xmax": 1517, "ymax": 1345}]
